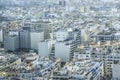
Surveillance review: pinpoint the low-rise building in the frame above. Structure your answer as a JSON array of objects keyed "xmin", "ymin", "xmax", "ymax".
[
  {"xmin": 1, "ymin": 53, "xmax": 61, "ymax": 80},
  {"xmin": 52, "ymin": 59, "xmax": 103, "ymax": 80}
]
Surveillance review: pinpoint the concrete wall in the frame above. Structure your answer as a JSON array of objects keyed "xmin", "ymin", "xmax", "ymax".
[
  {"xmin": 30, "ymin": 32, "xmax": 44, "ymax": 49},
  {"xmin": 55, "ymin": 42, "xmax": 70, "ymax": 62}
]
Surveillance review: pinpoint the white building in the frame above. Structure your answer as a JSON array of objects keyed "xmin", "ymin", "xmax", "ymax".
[
  {"xmin": 55, "ymin": 41, "xmax": 72, "ymax": 62},
  {"xmin": 9, "ymin": 31, "xmax": 19, "ymax": 36},
  {"xmin": 74, "ymin": 48, "xmax": 92, "ymax": 60},
  {"xmin": 91, "ymin": 48, "xmax": 120, "ymax": 78},
  {"xmin": 112, "ymin": 63, "xmax": 120, "ymax": 80},
  {"xmin": 55, "ymin": 29, "xmax": 69, "ymax": 41},
  {"xmin": 2, "ymin": 53, "xmax": 61, "ymax": 80},
  {"xmin": 38, "ymin": 40, "xmax": 52, "ymax": 57},
  {"xmin": 105, "ymin": 53, "xmax": 120, "ymax": 77},
  {"xmin": 54, "ymin": 29, "xmax": 81, "ymax": 62},
  {"xmin": 0, "ymin": 29, "xmax": 3, "ymax": 42},
  {"xmin": 4, "ymin": 35, "xmax": 19, "ymax": 51},
  {"xmin": 52, "ymin": 59, "xmax": 103, "ymax": 80},
  {"xmin": 81, "ymin": 29, "xmax": 89, "ymax": 44},
  {"xmin": 30, "ymin": 31, "xmax": 44, "ymax": 49}
]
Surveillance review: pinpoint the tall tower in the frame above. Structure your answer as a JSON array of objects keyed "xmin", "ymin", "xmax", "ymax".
[
  {"xmin": 4, "ymin": 35, "xmax": 19, "ymax": 51},
  {"xmin": 19, "ymin": 30, "xmax": 30, "ymax": 49}
]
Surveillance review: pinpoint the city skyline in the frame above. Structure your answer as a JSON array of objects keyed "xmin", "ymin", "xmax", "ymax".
[{"xmin": 0, "ymin": 0, "xmax": 120, "ymax": 80}]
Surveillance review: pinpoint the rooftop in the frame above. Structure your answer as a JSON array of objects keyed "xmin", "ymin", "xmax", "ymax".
[{"xmin": 53, "ymin": 59, "xmax": 103, "ymax": 79}]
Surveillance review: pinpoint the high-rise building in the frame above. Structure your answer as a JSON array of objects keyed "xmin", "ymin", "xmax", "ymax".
[
  {"xmin": 55, "ymin": 41, "xmax": 71, "ymax": 62},
  {"xmin": 39, "ymin": 22, "xmax": 52, "ymax": 39},
  {"xmin": 38, "ymin": 40, "xmax": 52, "ymax": 57},
  {"xmin": 19, "ymin": 30, "xmax": 30, "ymax": 49},
  {"xmin": 22, "ymin": 21, "xmax": 52, "ymax": 40},
  {"xmin": 4, "ymin": 35, "xmax": 19, "ymax": 51},
  {"xmin": 54, "ymin": 29, "xmax": 81, "ymax": 62},
  {"xmin": 0, "ymin": 29, "xmax": 3, "ymax": 42},
  {"xmin": 112, "ymin": 63, "xmax": 120, "ymax": 80},
  {"xmin": 30, "ymin": 31, "xmax": 44, "ymax": 49}
]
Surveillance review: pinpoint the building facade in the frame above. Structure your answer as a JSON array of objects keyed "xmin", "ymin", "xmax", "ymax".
[
  {"xmin": 4, "ymin": 35, "xmax": 19, "ymax": 51},
  {"xmin": 30, "ymin": 31, "xmax": 44, "ymax": 49},
  {"xmin": 38, "ymin": 40, "xmax": 52, "ymax": 57},
  {"xmin": 19, "ymin": 30, "xmax": 30, "ymax": 49}
]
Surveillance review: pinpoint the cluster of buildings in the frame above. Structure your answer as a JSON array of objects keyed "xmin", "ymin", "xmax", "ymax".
[
  {"xmin": 0, "ymin": 0, "xmax": 120, "ymax": 80},
  {"xmin": 0, "ymin": 53, "xmax": 61, "ymax": 80},
  {"xmin": 52, "ymin": 52, "xmax": 104, "ymax": 80}
]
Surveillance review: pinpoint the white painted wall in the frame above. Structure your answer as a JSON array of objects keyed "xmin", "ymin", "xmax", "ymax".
[
  {"xmin": 30, "ymin": 32, "xmax": 44, "ymax": 49},
  {"xmin": 112, "ymin": 64, "xmax": 120, "ymax": 79},
  {"xmin": 55, "ymin": 42, "xmax": 70, "ymax": 62},
  {"xmin": 55, "ymin": 30, "xmax": 69, "ymax": 41},
  {"xmin": 38, "ymin": 40, "xmax": 51, "ymax": 57},
  {"xmin": 0, "ymin": 29, "xmax": 3, "ymax": 42}
]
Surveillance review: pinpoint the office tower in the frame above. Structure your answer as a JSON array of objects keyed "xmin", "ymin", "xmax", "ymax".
[
  {"xmin": 19, "ymin": 30, "xmax": 30, "ymax": 49},
  {"xmin": 4, "ymin": 35, "xmax": 19, "ymax": 51}
]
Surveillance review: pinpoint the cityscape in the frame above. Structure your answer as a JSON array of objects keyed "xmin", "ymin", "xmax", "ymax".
[{"xmin": 0, "ymin": 0, "xmax": 120, "ymax": 80}]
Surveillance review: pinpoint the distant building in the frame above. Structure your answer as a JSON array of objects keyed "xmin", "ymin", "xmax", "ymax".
[
  {"xmin": 52, "ymin": 59, "xmax": 103, "ymax": 80},
  {"xmin": 22, "ymin": 21, "xmax": 52, "ymax": 40},
  {"xmin": 30, "ymin": 31, "xmax": 44, "ymax": 49},
  {"xmin": 59, "ymin": 0, "xmax": 66, "ymax": 6},
  {"xmin": 112, "ymin": 63, "xmax": 120, "ymax": 80},
  {"xmin": 96, "ymin": 33, "xmax": 120, "ymax": 42},
  {"xmin": 4, "ymin": 35, "xmax": 19, "ymax": 51},
  {"xmin": 105, "ymin": 54, "xmax": 120, "ymax": 77},
  {"xmin": 9, "ymin": 31, "xmax": 19, "ymax": 36},
  {"xmin": 55, "ymin": 29, "xmax": 69, "ymax": 41},
  {"xmin": 91, "ymin": 48, "xmax": 120, "ymax": 78},
  {"xmin": 54, "ymin": 29, "xmax": 81, "ymax": 62},
  {"xmin": 38, "ymin": 40, "xmax": 52, "ymax": 57},
  {"xmin": 81, "ymin": 29, "xmax": 89, "ymax": 44},
  {"xmin": 19, "ymin": 30, "xmax": 30, "ymax": 49},
  {"xmin": 38, "ymin": 22, "xmax": 52, "ymax": 39},
  {"xmin": 74, "ymin": 48, "xmax": 92, "ymax": 60},
  {"xmin": 54, "ymin": 28, "xmax": 81, "ymax": 43},
  {"xmin": 55, "ymin": 41, "xmax": 72, "ymax": 62},
  {"xmin": 0, "ymin": 29, "xmax": 3, "ymax": 42}
]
